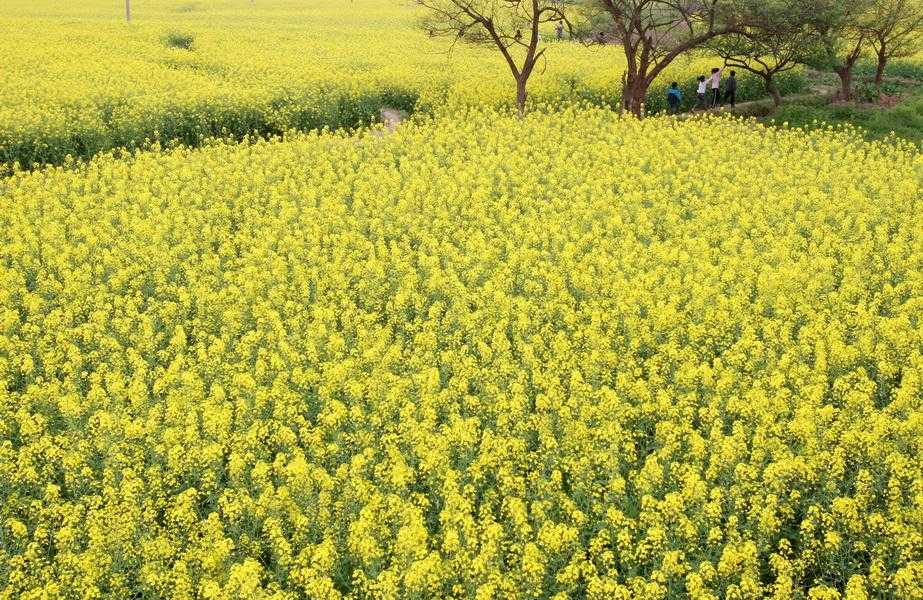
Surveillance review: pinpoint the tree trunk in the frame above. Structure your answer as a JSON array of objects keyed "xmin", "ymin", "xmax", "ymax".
[
  {"xmin": 516, "ymin": 77, "xmax": 528, "ymax": 118},
  {"xmin": 875, "ymin": 47, "xmax": 887, "ymax": 87},
  {"xmin": 623, "ymin": 73, "xmax": 649, "ymax": 117},
  {"xmin": 835, "ymin": 67, "xmax": 853, "ymax": 102},
  {"xmin": 766, "ymin": 77, "xmax": 782, "ymax": 108},
  {"xmin": 125, "ymin": 0, "xmax": 131, "ymax": 22}
]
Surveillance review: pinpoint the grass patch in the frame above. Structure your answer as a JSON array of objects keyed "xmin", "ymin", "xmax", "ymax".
[
  {"xmin": 163, "ymin": 31, "xmax": 196, "ymax": 51},
  {"xmin": 771, "ymin": 91, "xmax": 923, "ymax": 146},
  {"xmin": 855, "ymin": 58, "xmax": 923, "ymax": 82}
]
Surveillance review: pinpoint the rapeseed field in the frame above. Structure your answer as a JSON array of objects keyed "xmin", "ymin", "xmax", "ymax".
[
  {"xmin": 0, "ymin": 0, "xmax": 802, "ymax": 169},
  {"xmin": 2, "ymin": 108, "xmax": 921, "ymax": 598}
]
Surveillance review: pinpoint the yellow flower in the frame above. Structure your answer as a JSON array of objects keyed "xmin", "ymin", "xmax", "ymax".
[{"xmin": 2, "ymin": 91, "xmax": 921, "ymax": 598}]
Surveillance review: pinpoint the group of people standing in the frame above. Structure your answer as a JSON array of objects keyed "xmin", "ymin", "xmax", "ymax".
[
  {"xmin": 549, "ymin": 25, "xmax": 739, "ymax": 116},
  {"xmin": 667, "ymin": 67, "xmax": 738, "ymax": 114}
]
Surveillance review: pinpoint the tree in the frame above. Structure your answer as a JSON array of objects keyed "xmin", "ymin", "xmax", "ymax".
[
  {"xmin": 583, "ymin": 0, "xmax": 743, "ymax": 115},
  {"xmin": 804, "ymin": 0, "xmax": 874, "ymax": 102},
  {"xmin": 708, "ymin": 0, "xmax": 816, "ymax": 108},
  {"xmin": 416, "ymin": 0, "xmax": 572, "ymax": 116},
  {"xmin": 863, "ymin": 0, "xmax": 923, "ymax": 86}
]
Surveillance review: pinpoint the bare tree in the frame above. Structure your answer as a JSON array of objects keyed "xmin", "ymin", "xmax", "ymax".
[
  {"xmin": 863, "ymin": 0, "xmax": 923, "ymax": 86},
  {"xmin": 416, "ymin": 0, "xmax": 572, "ymax": 116},
  {"xmin": 126, "ymin": 0, "xmax": 131, "ymax": 22},
  {"xmin": 584, "ymin": 0, "xmax": 743, "ymax": 115},
  {"xmin": 708, "ymin": 0, "xmax": 816, "ymax": 108}
]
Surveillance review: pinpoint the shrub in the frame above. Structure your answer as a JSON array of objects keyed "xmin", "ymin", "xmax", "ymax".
[{"xmin": 163, "ymin": 30, "xmax": 195, "ymax": 51}]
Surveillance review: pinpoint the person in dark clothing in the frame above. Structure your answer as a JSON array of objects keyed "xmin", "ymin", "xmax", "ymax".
[
  {"xmin": 667, "ymin": 82, "xmax": 683, "ymax": 114},
  {"xmin": 724, "ymin": 71, "xmax": 738, "ymax": 108}
]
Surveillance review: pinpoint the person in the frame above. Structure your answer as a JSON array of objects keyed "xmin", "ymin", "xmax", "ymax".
[
  {"xmin": 667, "ymin": 82, "xmax": 683, "ymax": 114},
  {"xmin": 724, "ymin": 70, "xmax": 737, "ymax": 108},
  {"xmin": 709, "ymin": 67, "xmax": 724, "ymax": 108},
  {"xmin": 695, "ymin": 75, "xmax": 708, "ymax": 111},
  {"xmin": 555, "ymin": 22, "xmax": 565, "ymax": 41}
]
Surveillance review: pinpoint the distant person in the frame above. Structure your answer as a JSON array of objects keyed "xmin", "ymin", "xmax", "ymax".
[
  {"xmin": 724, "ymin": 70, "xmax": 738, "ymax": 108},
  {"xmin": 709, "ymin": 67, "xmax": 724, "ymax": 108},
  {"xmin": 556, "ymin": 22, "xmax": 565, "ymax": 40},
  {"xmin": 667, "ymin": 82, "xmax": 683, "ymax": 114},
  {"xmin": 695, "ymin": 75, "xmax": 708, "ymax": 110}
]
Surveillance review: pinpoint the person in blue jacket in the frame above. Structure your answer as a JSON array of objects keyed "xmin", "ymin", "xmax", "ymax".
[{"xmin": 667, "ymin": 82, "xmax": 683, "ymax": 114}]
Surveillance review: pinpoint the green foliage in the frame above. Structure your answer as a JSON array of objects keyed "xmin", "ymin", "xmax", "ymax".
[
  {"xmin": 799, "ymin": 0, "xmax": 873, "ymax": 72},
  {"xmin": 773, "ymin": 91, "xmax": 923, "ymax": 145},
  {"xmin": 567, "ymin": 7, "xmax": 610, "ymax": 40},
  {"xmin": 0, "ymin": 87, "xmax": 422, "ymax": 171},
  {"xmin": 856, "ymin": 58, "xmax": 923, "ymax": 81},
  {"xmin": 163, "ymin": 30, "xmax": 196, "ymax": 51},
  {"xmin": 854, "ymin": 80, "xmax": 901, "ymax": 102}
]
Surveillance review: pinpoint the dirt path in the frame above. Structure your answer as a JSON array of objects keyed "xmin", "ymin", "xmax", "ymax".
[
  {"xmin": 673, "ymin": 86, "xmax": 835, "ymax": 120},
  {"xmin": 881, "ymin": 74, "xmax": 923, "ymax": 86}
]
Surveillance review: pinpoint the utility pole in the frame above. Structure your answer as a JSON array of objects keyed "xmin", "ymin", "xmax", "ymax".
[{"xmin": 125, "ymin": 0, "xmax": 131, "ymax": 22}]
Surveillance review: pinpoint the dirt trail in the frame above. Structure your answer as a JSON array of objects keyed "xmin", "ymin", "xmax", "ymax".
[
  {"xmin": 881, "ymin": 75, "xmax": 923, "ymax": 86},
  {"xmin": 672, "ymin": 86, "xmax": 836, "ymax": 120}
]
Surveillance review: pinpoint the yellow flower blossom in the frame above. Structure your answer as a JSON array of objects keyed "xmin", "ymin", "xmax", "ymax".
[{"xmin": 1, "ymin": 104, "xmax": 921, "ymax": 598}]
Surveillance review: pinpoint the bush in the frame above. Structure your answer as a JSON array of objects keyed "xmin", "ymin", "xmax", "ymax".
[
  {"xmin": 855, "ymin": 81, "xmax": 901, "ymax": 104},
  {"xmin": 163, "ymin": 31, "xmax": 196, "ymax": 51}
]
